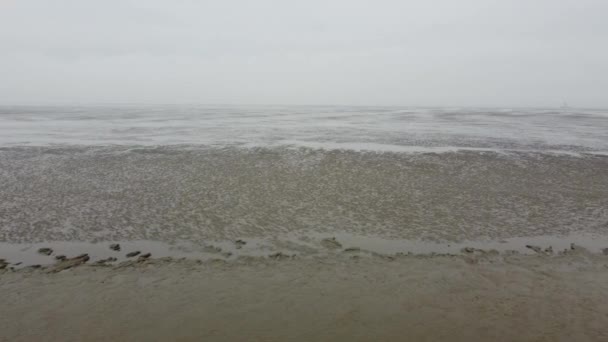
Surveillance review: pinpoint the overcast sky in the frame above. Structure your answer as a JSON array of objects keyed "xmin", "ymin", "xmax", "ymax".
[{"xmin": 1, "ymin": 0, "xmax": 607, "ymax": 107}]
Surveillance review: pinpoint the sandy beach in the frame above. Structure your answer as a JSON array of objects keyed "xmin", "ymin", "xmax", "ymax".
[{"xmin": 2, "ymin": 248, "xmax": 608, "ymax": 342}]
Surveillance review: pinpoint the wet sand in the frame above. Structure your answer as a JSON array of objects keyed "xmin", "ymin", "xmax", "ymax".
[{"xmin": 2, "ymin": 250, "xmax": 608, "ymax": 342}]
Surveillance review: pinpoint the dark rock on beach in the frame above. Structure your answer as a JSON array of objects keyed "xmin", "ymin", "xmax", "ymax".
[
  {"xmin": 460, "ymin": 247, "xmax": 497, "ymax": 256},
  {"xmin": 525, "ymin": 245, "xmax": 543, "ymax": 254},
  {"xmin": 115, "ymin": 260, "xmax": 136, "ymax": 269},
  {"xmin": 37, "ymin": 248, "xmax": 53, "ymax": 256},
  {"xmin": 55, "ymin": 255, "xmax": 67, "ymax": 261},
  {"xmin": 94, "ymin": 257, "xmax": 118, "ymax": 266},
  {"xmin": 126, "ymin": 251, "xmax": 141, "ymax": 258},
  {"xmin": 321, "ymin": 237, "xmax": 342, "ymax": 249},
  {"xmin": 137, "ymin": 253, "xmax": 151, "ymax": 262},
  {"xmin": 109, "ymin": 244, "xmax": 121, "ymax": 251},
  {"xmin": 48, "ymin": 254, "xmax": 90, "ymax": 273},
  {"xmin": 234, "ymin": 240, "xmax": 247, "ymax": 249},
  {"xmin": 76, "ymin": 253, "xmax": 90, "ymax": 261},
  {"xmin": 268, "ymin": 252, "xmax": 292, "ymax": 260}
]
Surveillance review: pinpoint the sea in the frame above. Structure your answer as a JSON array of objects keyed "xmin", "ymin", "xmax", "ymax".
[{"xmin": 1, "ymin": 105, "xmax": 607, "ymax": 264}]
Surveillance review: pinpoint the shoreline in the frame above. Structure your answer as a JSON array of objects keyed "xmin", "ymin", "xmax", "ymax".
[{"xmin": 2, "ymin": 233, "xmax": 608, "ymax": 270}]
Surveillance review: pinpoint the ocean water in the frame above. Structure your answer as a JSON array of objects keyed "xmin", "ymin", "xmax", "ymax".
[
  {"xmin": 1, "ymin": 105, "xmax": 607, "ymax": 153},
  {"xmin": 0, "ymin": 105, "xmax": 607, "ymax": 261}
]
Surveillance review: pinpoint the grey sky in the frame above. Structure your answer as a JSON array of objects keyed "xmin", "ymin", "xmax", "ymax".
[{"xmin": 1, "ymin": 0, "xmax": 607, "ymax": 107}]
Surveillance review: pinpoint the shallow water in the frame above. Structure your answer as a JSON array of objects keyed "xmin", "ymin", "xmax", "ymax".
[
  {"xmin": 1, "ymin": 146, "xmax": 607, "ymax": 243},
  {"xmin": 1, "ymin": 105, "xmax": 607, "ymax": 153},
  {"xmin": 0, "ymin": 105, "xmax": 607, "ymax": 263}
]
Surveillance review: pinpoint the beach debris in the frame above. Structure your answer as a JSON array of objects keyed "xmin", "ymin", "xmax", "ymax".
[
  {"xmin": 93, "ymin": 257, "xmax": 117, "ymax": 266},
  {"xmin": 137, "ymin": 253, "xmax": 151, "ymax": 262},
  {"xmin": 55, "ymin": 255, "xmax": 67, "ymax": 261},
  {"xmin": 371, "ymin": 252, "xmax": 395, "ymax": 261},
  {"xmin": 570, "ymin": 243, "xmax": 576, "ymax": 250},
  {"xmin": 602, "ymin": 248, "xmax": 608, "ymax": 256},
  {"xmin": 525, "ymin": 245, "xmax": 543, "ymax": 254},
  {"xmin": 115, "ymin": 260, "xmax": 136, "ymax": 269},
  {"xmin": 544, "ymin": 246, "xmax": 554, "ymax": 254},
  {"xmin": 460, "ymin": 247, "xmax": 498, "ymax": 256},
  {"xmin": 343, "ymin": 247, "xmax": 361, "ymax": 253},
  {"xmin": 321, "ymin": 237, "xmax": 342, "ymax": 249},
  {"xmin": 48, "ymin": 254, "xmax": 90, "ymax": 273},
  {"xmin": 0, "ymin": 259, "xmax": 8, "ymax": 270},
  {"xmin": 203, "ymin": 245, "xmax": 222, "ymax": 254},
  {"xmin": 268, "ymin": 252, "xmax": 292, "ymax": 260},
  {"xmin": 109, "ymin": 243, "xmax": 121, "ymax": 251},
  {"xmin": 234, "ymin": 239, "xmax": 247, "ymax": 249},
  {"xmin": 126, "ymin": 251, "xmax": 141, "ymax": 258},
  {"xmin": 28, "ymin": 264, "xmax": 42, "ymax": 269},
  {"xmin": 37, "ymin": 248, "xmax": 53, "ymax": 256}
]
